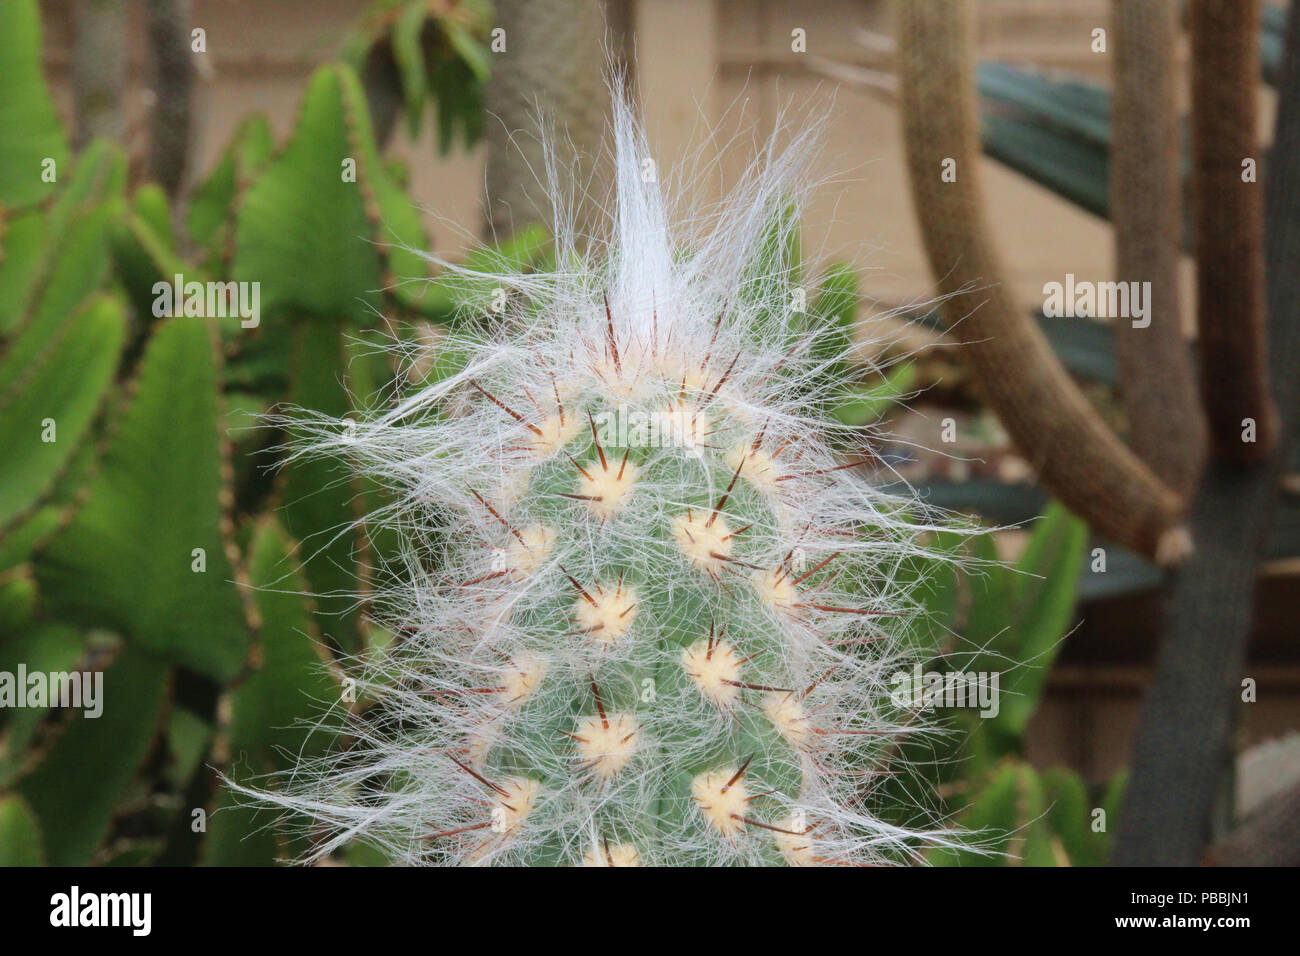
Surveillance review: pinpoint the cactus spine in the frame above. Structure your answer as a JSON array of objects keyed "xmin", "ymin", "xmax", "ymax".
[{"xmin": 252, "ymin": 87, "xmax": 955, "ymax": 866}]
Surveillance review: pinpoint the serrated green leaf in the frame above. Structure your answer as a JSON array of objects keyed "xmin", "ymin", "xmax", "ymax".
[
  {"xmin": 0, "ymin": 622, "xmax": 86, "ymax": 698},
  {"xmin": 931, "ymin": 762, "xmax": 1054, "ymax": 866},
  {"xmin": 0, "ymin": 434, "xmax": 99, "ymax": 576},
  {"xmin": 35, "ymin": 317, "xmax": 249, "ymax": 679},
  {"xmin": 234, "ymin": 68, "xmax": 381, "ymax": 321},
  {"xmin": 188, "ymin": 114, "xmax": 273, "ymax": 261},
  {"xmin": 206, "ymin": 518, "xmax": 340, "ymax": 866},
  {"xmin": 340, "ymin": 63, "xmax": 432, "ymax": 310},
  {"xmin": 0, "ymin": 199, "xmax": 120, "ymax": 382},
  {"xmin": 832, "ymin": 363, "xmax": 916, "ymax": 426},
  {"xmin": 0, "ymin": 295, "xmax": 125, "ymax": 533},
  {"xmin": 1098, "ymin": 768, "xmax": 1127, "ymax": 862},
  {"xmin": 1042, "ymin": 766, "xmax": 1103, "ymax": 866},
  {"xmin": 229, "ymin": 519, "xmax": 339, "ymax": 768},
  {"xmin": 930, "ymin": 763, "xmax": 1020, "ymax": 866},
  {"xmin": 203, "ymin": 787, "xmax": 283, "ymax": 866},
  {"xmin": 741, "ymin": 200, "xmax": 801, "ymax": 353},
  {"xmin": 0, "ymin": 208, "xmax": 47, "ymax": 333},
  {"xmin": 419, "ymin": 224, "xmax": 552, "ymax": 323},
  {"xmin": 1015, "ymin": 765, "xmax": 1058, "ymax": 866},
  {"xmin": 0, "ymin": 624, "xmax": 87, "ymax": 787},
  {"xmin": 0, "ymin": 566, "xmax": 36, "ymax": 631},
  {"xmin": 234, "ymin": 64, "xmax": 425, "ymax": 323},
  {"xmin": 109, "ymin": 211, "xmax": 195, "ymax": 325},
  {"xmin": 0, "ymin": 794, "xmax": 45, "ymax": 865},
  {"xmin": 279, "ymin": 320, "xmax": 362, "ymax": 652},
  {"xmin": 16, "ymin": 647, "xmax": 170, "ymax": 866},
  {"xmin": 346, "ymin": 331, "xmax": 405, "ymax": 586},
  {"xmin": 808, "ymin": 262, "xmax": 857, "ymax": 374},
  {"xmin": 895, "ymin": 528, "xmax": 965, "ymax": 655},
  {"xmin": 162, "ymin": 706, "xmax": 212, "ymax": 803},
  {"xmin": 990, "ymin": 503, "xmax": 1088, "ymax": 740},
  {"xmin": 962, "ymin": 528, "xmax": 1013, "ymax": 652},
  {"xmin": 45, "ymin": 140, "xmax": 128, "ymax": 242},
  {"xmin": 132, "ymin": 184, "xmax": 173, "ymax": 248},
  {"xmin": 0, "ymin": 506, "xmax": 61, "ymax": 574},
  {"xmin": 0, "ymin": 0, "xmax": 69, "ymax": 210}
]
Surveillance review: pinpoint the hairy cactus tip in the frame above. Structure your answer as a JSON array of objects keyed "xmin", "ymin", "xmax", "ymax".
[{"xmin": 240, "ymin": 80, "xmax": 967, "ymax": 867}]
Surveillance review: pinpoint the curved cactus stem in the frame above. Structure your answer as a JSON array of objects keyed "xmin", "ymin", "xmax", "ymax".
[
  {"xmin": 896, "ymin": 0, "xmax": 1188, "ymax": 563},
  {"xmin": 1190, "ymin": 0, "xmax": 1279, "ymax": 463},
  {"xmin": 1111, "ymin": 0, "xmax": 1207, "ymax": 497}
]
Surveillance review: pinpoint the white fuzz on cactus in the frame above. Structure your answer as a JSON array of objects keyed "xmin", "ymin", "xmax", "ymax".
[{"xmin": 243, "ymin": 82, "xmax": 967, "ymax": 866}]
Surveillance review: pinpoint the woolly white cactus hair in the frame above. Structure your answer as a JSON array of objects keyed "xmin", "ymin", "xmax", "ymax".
[{"xmin": 242, "ymin": 76, "xmax": 969, "ymax": 866}]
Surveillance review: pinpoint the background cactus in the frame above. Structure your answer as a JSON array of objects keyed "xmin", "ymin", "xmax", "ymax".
[
  {"xmin": 242, "ymin": 89, "xmax": 968, "ymax": 867},
  {"xmin": 0, "ymin": 0, "xmax": 493, "ymax": 865}
]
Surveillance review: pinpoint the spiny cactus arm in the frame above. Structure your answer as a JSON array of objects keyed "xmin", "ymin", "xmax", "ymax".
[
  {"xmin": 896, "ymin": 0, "xmax": 1188, "ymax": 563},
  {"xmin": 236, "ymin": 84, "xmax": 971, "ymax": 866},
  {"xmin": 1190, "ymin": 0, "xmax": 1279, "ymax": 464},
  {"xmin": 1111, "ymin": 0, "xmax": 1207, "ymax": 498},
  {"xmin": 277, "ymin": 331, "xmax": 934, "ymax": 866}
]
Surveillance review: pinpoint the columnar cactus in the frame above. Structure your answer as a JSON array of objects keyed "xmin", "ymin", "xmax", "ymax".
[{"xmin": 252, "ymin": 89, "xmax": 957, "ymax": 866}]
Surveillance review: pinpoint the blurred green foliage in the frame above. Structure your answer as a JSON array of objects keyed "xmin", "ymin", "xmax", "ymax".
[
  {"xmin": 893, "ymin": 504, "xmax": 1127, "ymax": 866},
  {"xmin": 345, "ymin": 0, "xmax": 494, "ymax": 153},
  {"xmin": 0, "ymin": 0, "xmax": 497, "ymax": 865}
]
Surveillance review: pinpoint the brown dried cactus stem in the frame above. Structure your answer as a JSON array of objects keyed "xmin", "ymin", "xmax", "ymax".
[
  {"xmin": 1111, "ymin": 0, "xmax": 1207, "ymax": 497},
  {"xmin": 1191, "ymin": 0, "xmax": 1278, "ymax": 464},
  {"xmin": 896, "ymin": 0, "xmax": 1186, "ymax": 562}
]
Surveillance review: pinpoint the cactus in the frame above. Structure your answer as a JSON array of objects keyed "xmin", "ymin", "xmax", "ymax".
[{"xmin": 240, "ymin": 88, "xmax": 962, "ymax": 867}]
